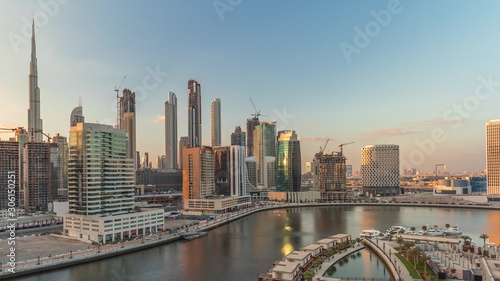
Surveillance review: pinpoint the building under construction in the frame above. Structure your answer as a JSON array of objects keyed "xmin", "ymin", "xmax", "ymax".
[
  {"xmin": 312, "ymin": 151, "xmax": 353, "ymax": 202},
  {"xmin": 23, "ymin": 142, "xmax": 52, "ymax": 212},
  {"xmin": 0, "ymin": 141, "xmax": 20, "ymax": 210}
]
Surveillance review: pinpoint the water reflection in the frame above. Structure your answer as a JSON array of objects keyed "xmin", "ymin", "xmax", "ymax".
[{"xmin": 324, "ymin": 248, "xmax": 391, "ymax": 280}]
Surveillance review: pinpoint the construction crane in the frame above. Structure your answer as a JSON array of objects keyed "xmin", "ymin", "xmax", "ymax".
[
  {"xmin": 249, "ymin": 97, "xmax": 261, "ymax": 119},
  {"xmin": 338, "ymin": 141, "xmax": 354, "ymax": 155},
  {"xmin": 115, "ymin": 75, "xmax": 127, "ymax": 128},
  {"xmin": 320, "ymin": 138, "xmax": 330, "ymax": 154}
]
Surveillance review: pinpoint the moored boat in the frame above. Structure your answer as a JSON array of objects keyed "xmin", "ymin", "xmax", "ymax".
[{"xmin": 443, "ymin": 226, "xmax": 462, "ymax": 236}]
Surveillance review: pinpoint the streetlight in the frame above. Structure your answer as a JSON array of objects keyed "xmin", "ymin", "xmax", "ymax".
[
  {"xmin": 69, "ymin": 250, "xmax": 73, "ymax": 259},
  {"xmin": 37, "ymin": 256, "xmax": 40, "ymax": 265},
  {"xmin": 98, "ymin": 244, "xmax": 101, "ymax": 253}
]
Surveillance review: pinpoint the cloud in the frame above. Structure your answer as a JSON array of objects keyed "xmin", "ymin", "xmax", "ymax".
[
  {"xmin": 403, "ymin": 118, "xmax": 464, "ymax": 129},
  {"xmin": 151, "ymin": 114, "xmax": 165, "ymax": 123},
  {"xmin": 362, "ymin": 128, "xmax": 414, "ymax": 137},
  {"xmin": 298, "ymin": 136, "xmax": 331, "ymax": 142}
]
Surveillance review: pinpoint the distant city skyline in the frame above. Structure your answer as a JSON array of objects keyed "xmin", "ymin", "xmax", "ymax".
[{"xmin": 2, "ymin": 1, "xmax": 500, "ymax": 173}]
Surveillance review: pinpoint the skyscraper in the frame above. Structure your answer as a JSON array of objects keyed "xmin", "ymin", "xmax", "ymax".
[
  {"xmin": 50, "ymin": 133, "xmax": 68, "ymax": 200},
  {"xmin": 65, "ymin": 119, "xmax": 163, "ymax": 244},
  {"xmin": 254, "ymin": 121, "xmax": 276, "ymax": 188},
  {"xmin": 214, "ymin": 146, "xmax": 230, "ymax": 196},
  {"xmin": 188, "ymin": 79, "xmax": 202, "ymax": 148},
  {"xmin": 28, "ymin": 20, "xmax": 43, "ymax": 142},
  {"xmin": 165, "ymin": 92, "xmax": 178, "ymax": 170},
  {"xmin": 276, "ymin": 130, "xmax": 301, "ymax": 192},
  {"xmin": 246, "ymin": 117, "xmax": 259, "ymax": 157},
  {"xmin": 486, "ymin": 120, "xmax": 500, "ymax": 195},
  {"xmin": 182, "ymin": 146, "xmax": 214, "ymax": 200},
  {"xmin": 312, "ymin": 152, "xmax": 346, "ymax": 191},
  {"xmin": 230, "ymin": 146, "xmax": 247, "ymax": 197},
  {"xmin": 178, "ymin": 136, "xmax": 189, "ymax": 170},
  {"xmin": 211, "ymin": 98, "xmax": 221, "ymax": 147},
  {"xmin": 361, "ymin": 144, "xmax": 400, "ymax": 196},
  {"xmin": 231, "ymin": 126, "xmax": 246, "ymax": 146},
  {"xmin": 0, "ymin": 141, "xmax": 20, "ymax": 210},
  {"xmin": 68, "ymin": 122, "xmax": 135, "ymax": 216},
  {"xmin": 119, "ymin": 89, "xmax": 136, "ymax": 167}
]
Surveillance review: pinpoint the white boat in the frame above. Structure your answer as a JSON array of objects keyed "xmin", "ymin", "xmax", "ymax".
[
  {"xmin": 386, "ymin": 226, "xmax": 408, "ymax": 235},
  {"xmin": 443, "ymin": 226, "xmax": 462, "ymax": 236},
  {"xmin": 360, "ymin": 229, "xmax": 383, "ymax": 238},
  {"xmin": 424, "ymin": 229, "xmax": 444, "ymax": 236}
]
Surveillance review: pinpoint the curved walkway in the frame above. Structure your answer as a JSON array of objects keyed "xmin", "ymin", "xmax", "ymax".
[
  {"xmin": 363, "ymin": 238, "xmax": 413, "ymax": 281},
  {"xmin": 313, "ymin": 244, "xmax": 365, "ymax": 280}
]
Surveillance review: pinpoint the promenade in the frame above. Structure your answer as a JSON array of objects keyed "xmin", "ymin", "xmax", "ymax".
[
  {"xmin": 363, "ymin": 238, "xmax": 413, "ymax": 281},
  {"xmin": 313, "ymin": 244, "xmax": 365, "ymax": 281}
]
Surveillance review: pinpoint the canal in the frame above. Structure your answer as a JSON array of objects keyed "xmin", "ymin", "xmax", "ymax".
[{"xmin": 11, "ymin": 205, "xmax": 499, "ymax": 281}]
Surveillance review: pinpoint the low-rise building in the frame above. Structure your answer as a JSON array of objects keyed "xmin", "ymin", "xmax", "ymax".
[
  {"xmin": 316, "ymin": 238, "xmax": 336, "ymax": 249},
  {"xmin": 283, "ymin": 251, "xmax": 312, "ymax": 270},
  {"xmin": 184, "ymin": 196, "xmax": 251, "ymax": 214},
  {"xmin": 301, "ymin": 243, "xmax": 323, "ymax": 258},
  {"xmin": 330, "ymin": 233, "xmax": 351, "ymax": 244},
  {"xmin": 64, "ymin": 209, "xmax": 164, "ymax": 244},
  {"xmin": 270, "ymin": 260, "xmax": 301, "ymax": 281}
]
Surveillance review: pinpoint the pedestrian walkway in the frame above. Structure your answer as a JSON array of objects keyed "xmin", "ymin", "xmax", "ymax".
[
  {"xmin": 314, "ymin": 244, "xmax": 365, "ymax": 280},
  {"xmin": 363, "ymin": 238, "xmax": 414, "ymax": 281}
]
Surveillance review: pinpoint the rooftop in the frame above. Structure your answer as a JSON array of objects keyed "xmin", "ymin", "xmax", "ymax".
[
  {"xmin": 302, "ymin": 244, "xmax": 323, "ymax": 251},
  {"xmin": 272, "ymin": 260, "xmax": 300, "ymax": 274},
  {"xmin": 284, "ymin": 251, "xmax": 311, "ymax": 261}
]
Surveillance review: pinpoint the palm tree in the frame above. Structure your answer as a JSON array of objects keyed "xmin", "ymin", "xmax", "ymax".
[
  {"xmin": 304, "ymin": 269, "xmax": 315, "ymax": 281},
  {"xmin": 480, "ymin": 233, "xmax": 490, "ymax": 248},
  {"xmin": 397, "ymin": 237, "xmax": 404, "ymax": 251},
  {"xmin": 421, "ymin": 253, "xmax": 430, "ymax": 276},
  {"xmin": 356, "ymin": 237, "xmax": 361, "ymax": 246},
  {"xmin": 410, "ymin": 226, "xmax": 416, "ymax": 232},
  {"xmin": 410, "ymin": 247, "xmax": 422, "ymax": 268},
  {"xmin": 460, "ymin": 235, "xmax": 471, "ymax": 245},
  {"xmin": 445, "ymin": 223, "xmax": 450, "ymax": 229},
  {"xmin": 422, "ymin": 225, "xmax": 428, "ymax": 231}
]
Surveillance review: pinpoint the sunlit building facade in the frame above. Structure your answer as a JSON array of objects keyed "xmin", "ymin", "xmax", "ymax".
[
  {"xmin": 361, "ymin": 144, "xmax": 400, "ymax": 197},
  {"xmin": 486, "ymin": 120, "xmax": 500, "ymax": 195},
  {"xmin": 276, "ymin": 130, "xmax": 301, "ymax": 192}
]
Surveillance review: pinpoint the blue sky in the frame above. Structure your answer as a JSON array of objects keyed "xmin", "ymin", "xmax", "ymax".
[{"xmin": 2, "ymin": 0, "xmax": 500, "ymax": 173}]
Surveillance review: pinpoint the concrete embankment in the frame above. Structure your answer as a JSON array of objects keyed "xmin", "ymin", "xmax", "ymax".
[{"xmin": 363, "ymin": 238, "xmax": 413, "ymax": 281}]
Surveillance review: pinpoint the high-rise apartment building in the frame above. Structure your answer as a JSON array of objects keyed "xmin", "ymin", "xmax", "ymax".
[
  {"xmin": 119, "ymin": 89, "xmax": 137, "ymax": 168},
  {"xmin": 276, "ymin": 130, "xmax": 301, "ymax": 192},
  {"xmin": 254, "ymin": 121, "xmax": 276, "ymax": 188},
  {"xmin": 182, "ymin": 146, "xmax": 214, "ymax": 200},
  {"xmin": 165, "ymin": 92, "xmax": 178, "ymax": 170},
  {"xmin": 361, "ymin": 144, "xmax": 400, "ymax": 196},
  {"xmin": 50, "ymin": 133, "xmax": 68, "ymax": 200},
  {"xmin": 486, "ymin": 120, "xmax": 500, "ymax": 195},
  {"xmin": 213, "ymin": 146, "xmax": 247, "ymax": 197},
  {"xmin": 246, "ymin": 117, "xmax": 259, "ymax": 157},
  {"xmin": 231, "ymin": 126, "xmax": 246, "ymax": 146},
  {"xmin": 211, "ymin": 98, "xmax": 221, "ymax": 147},
  {"xmin": 68, "ymin": 122, "xmax": 134, "ymax": 216},
  {"xmin": 28, "ymin": 20, "xmax": 43, "ymax": 142},
  {"xmin": 178, "ymin": 136, "xmax": 189, "ymax": 170},
  {"xmin": 188, "ymin": 79, "xmax": 202, "ymax": 148},
  {"xmin": 65, "ymin": 121, "xmax": 163, "ymax": 244}
]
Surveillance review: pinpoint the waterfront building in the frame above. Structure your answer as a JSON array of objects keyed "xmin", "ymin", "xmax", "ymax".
[
  {"xmin": 433, "ymin": 178, "xmax": 471, "ymax": 195},
  {"xmin": 246, "ymin": 116, "xmax": 259, "ymax": 157},
  {"xmin": 211, "ymin": 98, "xmax": 221, "ymax": 147},
  {"xmin": 214, "ymin": 146, "xmax": 230, "ymax": 196},
  {"xmin": 245, "ymin": 156, "xmax": 257, "ymax": 189},
  {"xmin": 135, "ymin": 169, "xmax": 182, "ymax": 192},
  {"xmin": 183, "ymin": 146, "xmax": 250, "ymax": 213},
  {"xmin": 254, "ymin": 121, "xmax": 276, "ymax": 188},
  {"xmin": 64, "ymin": 121, "xmax": 163, "ymax": 243},
  {"xmin": 312, "ymin": 150, "xmax": 353, "ymax": 202},
  {"xmin": 28, "ymin": 20, "xmax": 43, "ymax": 142},
  {"xmin": 276, "ymin": 130, "xmax": 301, "ymax": 192},
  {"xmin": 165, "ymin": 92, "xmax": 178, "ymax": 170},
  {"xmin": 119, "ymin": 89, "xmax": 137, "ymax": 168},
  {"xmin": 361, "ymin": 144, "xmax": 400, "ymax": 196},
  {"xmin": 486, "ymin": 120, "xmax": 500, "ymax": 195},
  {"xmin": 188, "ymin": 79, "xmax": 202, "ymax": 148},
  {"xmin": 182, "ymin": 146, "xmax": 215, "ymax": 200},
  {"xmin": 178, "ymin": 136, "xmax": 189, "ymax": 170},
  {"xmin": 231, "ymin": 126, "xmax": 246, "ymax": 146}
]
